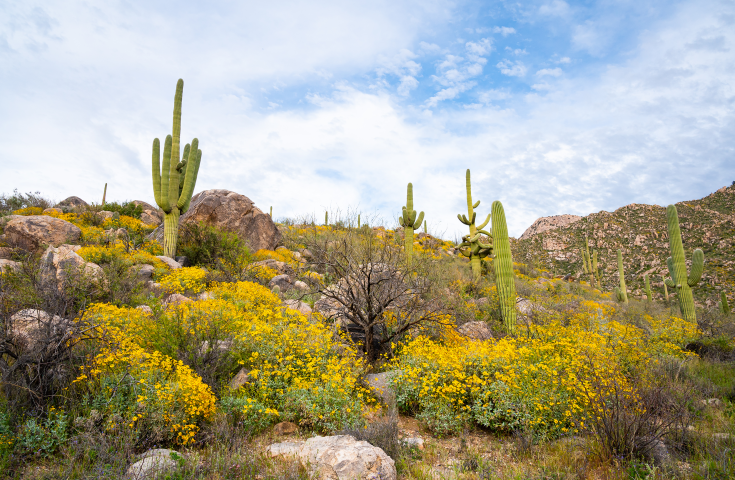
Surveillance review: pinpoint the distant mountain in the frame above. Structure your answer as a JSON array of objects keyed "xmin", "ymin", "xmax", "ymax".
[{"xmin": 511, "ymin": 184, "xmax": 735, "ymax": 308}]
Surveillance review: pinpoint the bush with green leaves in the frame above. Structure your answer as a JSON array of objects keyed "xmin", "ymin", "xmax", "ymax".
[{"xmin": 177, "ymin": 222, "xmax": 250, "ymax": 270}]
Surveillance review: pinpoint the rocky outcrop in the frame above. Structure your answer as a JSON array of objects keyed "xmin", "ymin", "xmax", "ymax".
[
  {"xmin": 3, "ymin": 216, "xmax": 81, "ymax": 251},
  {"xmin": 283, "ymin": 299, "xmax": 312, "ymax": 317},
  {"xmin": 269, "ymin": 275, "xmax": 308, "ymax": 293},
  {"xmin": 10, "ymin": 309, "xmax": 65, "ymax": 350},
  {"xmin": 457, "ymin": 321, "xmax": 494, "ymax": 340},
  {"xmin": 132, "ymin": 200, "xmax": 163, "ymax": 226},
  {"xmin": 149, "ymin": 190, "xmax": 281, "ymax": 251},
  {"xmin": 267, "ymin": 435, "xmax": 396, "ymax": 480},
  {"xmin": 126, "ymin": 449, "xmax": 180, "ymax": 480},
  {"xmin": 40, "ymin": 244, "xmax": 102, "ymax": 287},
  {"xmin": 519, "ymin": 214, "xmax": 582, "ymax": 241},
  {"xmin": 55, "ymin": 196, "xmax": 88, "ymax": 212}
]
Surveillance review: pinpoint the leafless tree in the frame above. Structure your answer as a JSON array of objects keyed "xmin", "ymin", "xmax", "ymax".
[{"xmin": 299, "ymin": 220, "xmax": 453, "ymax": 362}]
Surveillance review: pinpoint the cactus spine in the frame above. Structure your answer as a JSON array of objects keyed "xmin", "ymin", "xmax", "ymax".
[
  {"xmin": 457, "ymin": 169, "xmax": 493, "ymax": 280},
  {"xmin": 643, "ymin": 274, "xmax": 652, "ymax": 301},
  {"xmin": 398, "ymin": 183, "xmax": 424, "ymax": 265},
  {"xmin": 719, "ymin": 292, "xmax": 730, "ymax": 315},
  {"xmin": 152, "ymin": 79, "xmax": 202, "ymax": 258},
  {"xmin": 492, "ymin": 201, "xmax": 516, "ymax": 333},
  {"xmin": 664, "ymin": 205, "xmax": 704, "ymax": 322},
  {"xmin": 614, "ymin": 249, "xmax": 628, "ymax": 303}
]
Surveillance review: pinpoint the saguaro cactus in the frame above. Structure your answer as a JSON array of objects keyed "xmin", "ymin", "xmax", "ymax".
[
  {"xmin": 358, "ymin": 214, "xmax": 361, "ymax": 229},
  {"xmin": 643, "ymin": 274, "xmax": 652, "ymax": 301},
  {"xmin": 663, "ymin": 278, "xmax": 669, "ymax": 301},
  {"xmin": 325, "ymin": 211, "xmax": 328, "ymax": 226},
  {"xmin": 580, "ymin": 237, "xmax": 599, "ymax": 288},
  {"xmin": 664, "ymin": 204, "xmax": 704, "ymax": 322},
  {"xmin": 457, "ymin": 169, "xmax": 493, "ymax": 279},
  {"xmin": 492, "ymin": 201, "xmax": 516, "ymax": 333},
  {"xmin": 614, "ymin": 249, "xmax": 628, "ymax": 303},
  {"xmin": 102, "ymin": 183, "xmax": 107, "ymax": 206},
  {"xmin": 718, "ymin": 292, "xmax": 730, "ymax": 315},
  {"xmin": 152, "ymin": 79, "xmax": 202, "ymax": 258},
  {"xmin": 398, "ymin": 183, "xmax": 424, "ymax": 264},
  {"xmin": 424, "ymin": 220, "xmax": 427, "ymax": 233},
  {"xmin": 269, "ymin": 206, "xmax": 272, "ymax": 217}
]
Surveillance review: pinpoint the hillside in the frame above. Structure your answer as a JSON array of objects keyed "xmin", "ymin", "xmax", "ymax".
[{"xmin": 512, "ymin": 184, "xmax": 735, "ymax": 307}]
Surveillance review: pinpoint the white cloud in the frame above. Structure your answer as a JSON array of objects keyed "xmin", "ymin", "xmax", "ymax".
[
  {"xmin": 505, "ymin": 47, "xmax": 528, "ymax": 55},
  {"xmin": 492, "ymin": 26, "xmax": 516, "ymax": 36},
  {"xmin": 425, "ymin": 82, "xmax": 476, "ymax": 107},
  {"xmin": 536, "ymin": 68, "xmax": 563, "ymax": 77},
  {"xmin": 496, "ymin": 60, "xmax": 527, "ymax": 77},
  {"xmin": 557, "ymin": 56, "xmax": 571, "ymax": 64},
  {"xmin": 376, "ymin": 48, "xmax": 422, "ymax": 96},
  {"xmin": 465, "ymin": 38, "xmax": 492, "ymax": 56},
  {"xmin": 531, "ymin": 83, "xmax": 552, "ymax": 90},
  {"xmin": 538, "ymin": 0, "xmax": 571, "ymax": 17}
]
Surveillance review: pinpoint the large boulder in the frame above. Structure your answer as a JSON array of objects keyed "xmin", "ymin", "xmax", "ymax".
[
  {"xmin": 10, "ymin": 309, "xmax": 66, "ymax": 350},
  {"xmin": 132, "ymin": 200, "xmax": 163, "ymax": 226},
  {"xmin": 267, "ymin": 435, "xmax": 396, "ymax": 480},
  {"xmin": 40, "ymin": 244, "xmax": 102, "ymax": 287},
  {"xmin": 126, "ymin": 449, "xmax": 180, "ymax": 480},
  {"xmin": 3, "ymin": 216, "xmax": 81, "ymax": 251},
  {"xmin": 150, "ymin": 190, "xmax": 281, "ymax": 251},
  {"xmin": 55, "ymin": 196, "xmax": 88, "ymax": 212}
]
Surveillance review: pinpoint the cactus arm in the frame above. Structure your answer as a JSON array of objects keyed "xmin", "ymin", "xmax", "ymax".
[
  {"xmin": 719, "ymin": 292, "xmax": 730, "ymax": 315},
  {"xmin": 157, "ymin": 135, "xmax": 173, "ymax": 212},
  {"xmin": 667, "ymin": 257, "xmax": 678, "ymax": 286},
  {"xmin": 477, "ymin": 229, "xmax": 492, "ymax": 237},
  {"xmin": 177, "ymin": 138, "xmax": 200, "ymax": 210},
  {"xmin": 168, "ymin": 79, "xmax": 184, "ymax": 208},
  {"xmin": 458, "ymin": 214, "xmax": 470, "ymax": 225},
  {"xmin": 179, "ymin": 148, "xmax": 201, "ymax": 214},
  {"xmin": 616, "ymin": 249, "xmax": 628, "ymax": 303},
  {"xmin": 663, "ymin": 280, "xmax": 669, "ymax": 300},
  {"xmin": 477, "ymin": 241, "xmax": 493, "ymax": 250},
  {"xmin": 664, "ymin": 278, "xmax": 675, "ymax": 288},
  {"xmin": 152, "ymin": 138, "xmax": 162, "ymax": 207},
  {"xmin": 644, "ymin": 274, "xmax": 652, "ymax": 301},
  {"xmin": 688, "ymin": 249, "xmax": 704, "ymax": 287},
  {"xmin": 473, "ymin": 200, "xmax": 480, "ymax": 209},
  {"xmin": 413, "ymin": 211, "xmax": 424, "ymax": 230},
  {"xmin": 477, "ymin": 214, "xmax": 490, "ymax": 230}
]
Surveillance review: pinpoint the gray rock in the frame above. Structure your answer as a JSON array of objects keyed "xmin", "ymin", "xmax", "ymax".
[
  {"xmin": 131, "ymin": 264, "xmax": 155, "ymax": 280},
  {"xmin": 457, "ymin": 321, "xmax": 494, "ymax": 341},
  {"xmin": 155, "ymin": 256, "xmax": 183, "ymax": 270},
  {"xmin": 253, "ymin": 259, "xmax": 294, "ymax": 276},
  {"xmin": 284, "ymin": 300, "xmax": 312, "ymax": 317},
  {"xmin": 0, "ymin": 246, "xmax": 14, "ymax": 259},
  {"xmin": 400, "ymin": 436, "xmax": 424, "ymax": 450},
  {"xmin": 197, "ymin": 291, "xmax": 214, "ymax": 300},
  {"xmin": 149, "ymin": 189, "xmax": 281, "ymax": 251},
  {"xmin": 230, "ymin": 368, "xmax": 252, "ymax": 389},
  {"xmin": 97, "ymin": 211, "xmax": 115, "ymax": 222},
  {"xmin": 268, "ymin": 435, "xmax": 396, "ymax": 480},
  {"xmin": 136, "ymin": 305, "xmax": 153, "ymax": 315},
  {"xmin": 700, "ymin": 398, "xmax": 723, "ymax": 408},
  {"xmin": 131, "ymin": 200, "xmax": 163, "ymax": 226},
  {"xmin": 0, "ymin": 259, "xmax": 20, "ymax": 272},
  {"xmin": 10, "ymin": 309, "xmax": 65, "ymax": 350},
  {"xmin": 4, "ymin": 216, "xmax": 81, "ymax": 251},
  {"xmin": 273, "ymin": 421, "xmax": 299, "ymax": 435},
  {"xmin": 40, "ymin": 244, "xmax": 102, "ymax": 287},
  {"xmin": 269, "ymin": 275, "xmax": 309, "ymax": 293},
  {"xmin": 126, "ymin": 449, "xmax": 180, "ymax": 480},
  {"xmin": 55, "ymin": 196, "xmax": 88, "ymax": 211},
  {"xmin": 165, "ymin": 293, "xmax": 192, "ymax": 305}
]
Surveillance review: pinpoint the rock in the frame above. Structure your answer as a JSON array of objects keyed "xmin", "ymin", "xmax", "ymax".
[
  {"xmin": 126, "ymin": 449, "xmax": 180, "ymax": 480},
  {"xmin": 4, "ymin": 216, "xmax": 81, "ymax": 251},
  {"xmin": 700, "ymin": 398, "xmax": 723, "ymax": 408},
  {"xmin": 268, "ymin": 435, "xmax": 396, "ymax": 480},
  {"xmin": 42, "ymin": 208, "xmax": 62, "ymax": 215},
  {"xmin": 519, "ymin": 214, "xmax": 582, "ymax": 241},
  {"xmin": 10, "ymin": 309, "xmax": 66, "ymax": 350},
  {"xmin": 712, "ymin": 433, "xmax": 733, "ymax": 441},
  {"xmin": 230, "ymin": 368, "xmax": 252, "ymax": 389},
  {"xmin": 457, "ymin": 321, "xmax": 494, "ymax": 340},
  {"xmin": 199, "ymin": 339, "xmax": 233, "ymax": 356},
  {"xmin": 40, "ymin": 244, "xmax": 102, "ymax": 287},
  {"xmin": 269, "ymin": 275, "xmax": 308, "ymax": 293},
  {"xmin": 131, "ymin": 200, "xmax": 163, "ymax": 226},
  {"xmin": 266, "ymin": 442, "xmax": 303, "ymax": 458},
  {"xmin": 517, "ymin": 297, "xmax": 534, "ymax": 317},
  {"xmin": 175, "ymin": 256, "xmax": 190, "ymax": 267},
  {"xmin": 253, "ymin": 259, "xmax": 294, "ymax": 276},
  {"xmin": 55, "ymin": 196, "xmax": 88, "ymax": 212},
  {"xmin": 0, "ymin": 247, "xmax": 14, "ymax": 259},
  {"xmin": 467, "ymin": 297, "xmax": 489, "ymax": 307},
  {"xmin": 149, "ymin": 189, "xmax": 281, "ymax": 251},
  {"xmin": 165, "ymin": 293, "xmax": 192, "ymax": 305},
  {"xmin": 131, "ymin": 264, "xmax": 155, "ymax": 280},
  {"xmin": 273, "ymin": 421, "xmax": 299, "ymax": 436},
  {"xmin": 136, "ymin": 305, "xmax": 153, "ymax": 315},
  {"xmin": 284, "ymin": 300, "xmax": 312, "ymax": 317},
  {"xmin": 300, "ymin": 249, "xmax": 313, "ymax": 260},
  {"xmin": 364, "ymin": 371, "xmax": 400, "ymax": 404},
  {"xmin": 276, "ymin": 246, "xmax": 290, "ymax": 254},
  {"xmin": 97, "ymin": 211, "xmax": 115, "ymax": 222},
  {"xmin": 400, "ymin": 436, "xmax": 424, "ymax": 450},
  {"xmin": 155, "ymin": 256, "xmax": 182, "ymax": 270},
  {"xmin": 635, "ymin": 436, "xmax": 669, "ymax": 466},
  {"xmin": 197, "ymin": 291, "xmax": 214, "ymax": 300},
  {"xmin": 0, "ymin": 259, "xmax": 20, "ymax": 272}
]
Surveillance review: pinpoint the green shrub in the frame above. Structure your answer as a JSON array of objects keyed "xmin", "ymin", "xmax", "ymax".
[
  {"xmin": 101, "ymin": 201, "xmax": 143, "ymax": 220},
  {"xmin": 177, "ymin": 222, "xmax": 250, "ymax": 270},
  {"xmin": 16, "ymin": 409, "xmax": 69, "ymax": 457}
]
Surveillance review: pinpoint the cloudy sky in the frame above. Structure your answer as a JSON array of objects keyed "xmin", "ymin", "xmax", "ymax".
[{"xmin": 1, "ymin": 0, "xmax": 733, "ymax": 238}]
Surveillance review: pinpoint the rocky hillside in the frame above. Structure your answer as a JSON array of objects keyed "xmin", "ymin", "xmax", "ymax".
[{"xmin": 511, "ymin": 184, "xmax": 735, "ymax": 307}]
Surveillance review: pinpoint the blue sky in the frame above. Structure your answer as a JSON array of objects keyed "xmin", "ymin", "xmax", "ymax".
[{"xmin": 1, "ymin": 0, "xmax": 733, "ymax": 238}]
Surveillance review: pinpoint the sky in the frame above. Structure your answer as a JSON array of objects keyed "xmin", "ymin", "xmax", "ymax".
[{"xmin": 1, "ymin": 0, "xmax": 733, "ymax": 239}]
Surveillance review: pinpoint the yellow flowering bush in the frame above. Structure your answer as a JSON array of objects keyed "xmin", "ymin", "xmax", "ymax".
[
  {"xmin": 246, "ymin": 264, "xmax": 279, "ymax": 283},
  {"xmin": 12, "ymin": 206, "xmax": 43, "ymax": 215},
  {"xmin": 158, "ymin": 267, "xmax": 208, "ymax": 294},
  {"xmin": 390, "ymin": 310, "xmax": 697, "ymax": 438},
  {"xmin": 75, "ymin": 334, "xmax": 215, "ymax": 446},
  {"xmin": 78, "ymin": 243, "xmax": 166, "ymax": 268}
]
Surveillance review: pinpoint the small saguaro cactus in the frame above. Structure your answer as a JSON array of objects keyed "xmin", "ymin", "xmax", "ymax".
[
  {"xmin": 102, "ymin": 183, "xmax": 107, "ymax": 206},
  {"xmin": 492, "ymin": 201, "xmax": 516, "ymax": 334},
  {"xmin": 270, "ymin": 206, "xmax": 272, "ymax": 217},
  {"xmin": 358, "ymin": 214, "xmax": 361, "ymax": 229},
  {"xmin": 663, "ymin": 278, "xmax": 669, "ymax": 301},
  {"xmin": 664, "ymin": 204, "xmax": 704, "ymax": 322},
  {"xmin": 325, "ymin": 211, "xmax": 328, "ymax": 226},
  {"xmin": 643, "ymin": 274, "xmax": 652, "ymax": 301},
  {"xmin": 152, "ymin": 79, "xmax": 203, "ymax": 258},
  {"xmin": 457, "ymin": 169, "xmax": 493, "ymax": 280},
  {"xmin": 614, "ymin": 249, "xmax": 628, "ymax": 303},
  {"xmin": 424, "ymin": 220, "xmax": 427, "ymax": 233},
  {"xmin": 580, "ymin": 236, "xmax": 600, "ymax": 288},
  {"xmin": 718, "ymin": 291, "xmax": 730, "ymax": 315},
  {"xmin": 398, "ymin": 183, "xmax": 424, "ymax": 264}
]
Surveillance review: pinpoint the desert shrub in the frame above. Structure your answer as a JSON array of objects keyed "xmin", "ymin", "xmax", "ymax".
[
  {"xmin": 77, "ymin": 243, "xmax": 166, "ymax": 269},
  {"xmin": 158, "ymin": 266, "xmax": 209, "ymax": 295},
  {"xmin": 340, "ymin": 408, "xmax": 402, "ymax": 459},
  {"xmin": 0, "ymin": 190, "xmax": 53, "ymax": 215},
  {"xmin": 11, "ymin": 206, "xmax": 43, "ymax": 216},
  {"xmin": 100, "ymin": 201, "xmax": 143, "ymax": 219},
  {"xmin": 15, "ymin": 408, "xmax": 69, "ymax": 457},
  {"xmin": 178, "ymin": 222, "xmax": 250, "ymax": 269},
  {"xmin": 73, "ymin": 336, "xmax": 216, "ymax": 447}
]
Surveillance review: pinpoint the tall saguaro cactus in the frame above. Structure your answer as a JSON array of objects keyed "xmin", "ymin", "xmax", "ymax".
[
  {"xmin": 614, "ymin": 249, "xmax": 628, "ymax": 303},
  {"xmin": 399, "ymin": 183, "xmax": 424, "ymax": 264},
  {"xmin": 664, "ymin": 204, "xmax": 704, "ymax": 322},
  {"xmin": 580, "ymin": 236, "xmax": 599, "ymax": 288},
  {"xmin": 457, "ymin": 169, "xmax": 493, "ymax": 279},
  {"xmin": 152, "ymin": 79, "xmax": 202, "ymax": 258},
  {"xmin": 492, "ymin": 201, "xmax": 516, "ymax": 333},
  {"xmin": 718, "ymin": 292, "xmax": 730, "ymax": 315}
]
